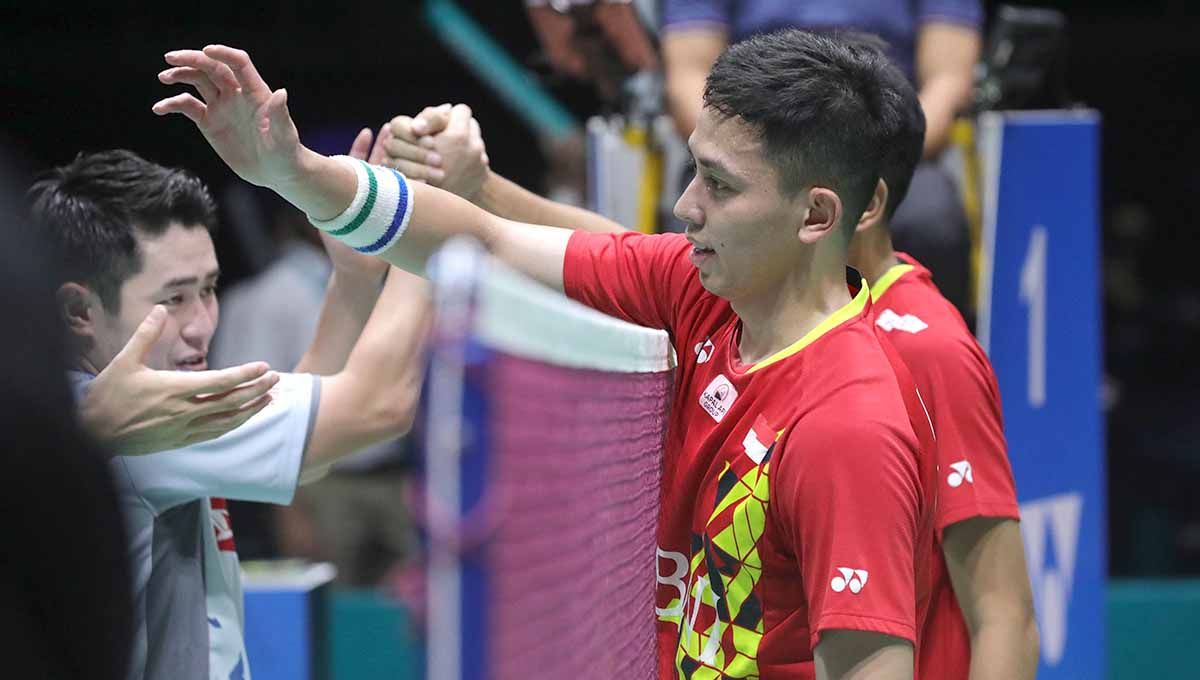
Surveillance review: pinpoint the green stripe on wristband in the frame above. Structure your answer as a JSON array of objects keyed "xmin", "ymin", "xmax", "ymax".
[{"xmin": 329, "ymin": 160, "xmax": 377, "ymax": 237}]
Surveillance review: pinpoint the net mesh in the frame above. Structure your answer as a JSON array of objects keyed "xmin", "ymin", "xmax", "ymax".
[
  {"xmin": 424, "ymin": 241, "xmax": 672, "ymax": 680},
  {"xmin": 487, "ymin": 355, "xmax": 669, "ymax": 679}
]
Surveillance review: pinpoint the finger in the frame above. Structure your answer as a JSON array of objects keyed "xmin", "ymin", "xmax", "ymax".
[
  {"xmin": 176, "ymin": 362, "xmax": 271, "ymax": 397},
  {"xmin": 158, "ymin": 66, "xmax": 219, "ymax": 104},
  {"xmin": 383, "ymin": 136, "xmax": 440, "ymax": 165},
  {"xmin": 348, "ymin": 127, "xmax": 373, "ymax": 161},
  {"xmin": 164, "ymin": 50, "xmax": 240, "ymax": 95},
  {"xmin": 152, "ymin": 93, "xmax": 208, "ymax": 123},
  {"xmin": 381, "ymin": 158, "xmax": 444, "ymax": 183},
  {"xmin": 192, "ymin": 371, "xmax": 280, "ymax": 410},
  {"xmin": 469, "ymin": 117, "xmax": 487, "ymax": 151},
  {"xmin": 412, "ymin": 104, "xmax": 453, "ymax": 136},
  {"xmin": 368, "ymin": 123, "xmax": 391, "ymax": 165},
  {"xmin": 202, "ymin": 44, "xmax": 272, "ymax": 97},
  {"xmin": 261, "ymin": 88, "xmax": 296, "ymax": 145},
  {"xmin": 446, "ymin": 103, "xmax": 474, "ymax": 136},
  {"xmin": 112, "ymin": 305, "xmax": 167, "ymax": 367}
]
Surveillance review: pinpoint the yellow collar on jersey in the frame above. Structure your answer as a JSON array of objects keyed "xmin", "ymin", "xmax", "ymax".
[
  {"xmin": 869, "ymin": 263, "xmax": 915, "ymax": 302},
  {"xmin": 747, "ymin": 279, "xmax": 870, "ymax": 374}
]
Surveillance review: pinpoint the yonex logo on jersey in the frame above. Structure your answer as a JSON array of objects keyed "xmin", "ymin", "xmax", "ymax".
[
  {"xmin": 948, "ymin": 460, "xmax": 974, "ymax": 487},
  {"xmin": 831, "ymin": 567, "xmax": 869, "ymax": 594},
  {"xmin": 694, "ymin": 337, "xmax": 715, "ymax": 364},
  {"xmin": 699, "ymin": 374, "xmax": 738, "ymax": 422},
  {"xmin": 876, "ymin": 308, "xmax": 929, "ymax": 334}
]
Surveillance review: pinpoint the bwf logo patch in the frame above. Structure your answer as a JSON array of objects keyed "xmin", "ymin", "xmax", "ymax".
[{"xmin": 699, "ymin": 374, "xmax": 738, "ymax": 422}]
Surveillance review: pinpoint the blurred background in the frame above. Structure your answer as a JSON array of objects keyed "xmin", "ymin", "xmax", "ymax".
[{"xmin": 4, "ymin": 0, "xmax": 1199, "ymax": 677}]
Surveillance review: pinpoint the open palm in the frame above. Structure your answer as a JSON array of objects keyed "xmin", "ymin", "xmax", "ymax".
[{"xmin": 154, "ymin": 45, "xmax": 301, "ymax": 188}]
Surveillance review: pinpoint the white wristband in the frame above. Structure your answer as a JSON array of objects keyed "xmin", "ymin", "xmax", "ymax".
[{"xmin": 308, "ymin": 156, "xmax": 414, "ymax": 255}]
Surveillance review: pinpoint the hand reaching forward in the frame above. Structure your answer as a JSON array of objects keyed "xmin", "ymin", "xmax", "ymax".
[
  {"xmin": 81, "ymin": 306, "xmax": 280, "ymax": 455},
  {"xmin": 154, "ymin": 45, "xmax": 302, "ymax": 189}
]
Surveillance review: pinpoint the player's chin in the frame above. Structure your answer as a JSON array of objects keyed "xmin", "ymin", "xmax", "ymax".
[{"xmin": 696, "ymin": 270, "xmax": 726, "ymax": 297}]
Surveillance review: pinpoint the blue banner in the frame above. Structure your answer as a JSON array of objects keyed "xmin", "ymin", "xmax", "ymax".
[{"xmin": 977, "ymin": 111, "xmax": 1105, "ymax": 679}]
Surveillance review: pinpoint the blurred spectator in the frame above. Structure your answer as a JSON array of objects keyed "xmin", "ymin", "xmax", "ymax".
[
  {"xmin": 660, "ymin": 0, "xmax": 980, "ymax": 311},
  {"xmin": 0, "ymin": 147, "xmax": 133, "ymax": 680},
  {"xmin": 211, "ymin": 197, "xmax": 420, "ymax": 586},
  {"xmin": 526, "ymin": 0, "xmax": 658, "ymax": 101}
]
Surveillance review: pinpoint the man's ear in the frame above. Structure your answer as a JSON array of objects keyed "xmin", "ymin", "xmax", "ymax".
[
  {"xmin": 855, "ymin": 179, "xmax": 889, "ymax": 234},
  {"xmin": 57, "ymin": 283, "xmax": 99, "ymax": 341},
  {"xmin": 798, "ymin": 186, "xmax": 844, "ymax": 245}
]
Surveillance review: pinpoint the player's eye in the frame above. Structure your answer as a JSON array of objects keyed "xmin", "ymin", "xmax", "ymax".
[{"xmin": 160, "ymin": 294, "xmax": 185, "ymax": 306}]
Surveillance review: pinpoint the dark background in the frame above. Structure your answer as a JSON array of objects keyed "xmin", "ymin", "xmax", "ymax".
[{"xmin": 4, "ymin": 0, "xmax": 1198, "ymax": 576}]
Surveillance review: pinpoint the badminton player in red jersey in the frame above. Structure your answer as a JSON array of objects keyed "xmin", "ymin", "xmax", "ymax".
[
  {"xmin": 155, "ymin": 31, "xmax": 937, "ymax": 679},
  {"xmin": 380, "ymin": 31, "xmax": 1041, "ymax": 678},
  {"xmin": 848, "ymin": 54, "xmax": 1040, "ymax": 680}
]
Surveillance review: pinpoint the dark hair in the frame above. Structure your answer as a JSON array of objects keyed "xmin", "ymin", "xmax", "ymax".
[
  {"xmin": 876, "ymin": 62, "xmax": 926, "ymax": 219},
  {"xmin": 703, "ymin": 29, "xmax": 901, "ymax": 234},
  {"xmin": 28, "ymin": 149, "xmax": 217, "ymax": 313}
]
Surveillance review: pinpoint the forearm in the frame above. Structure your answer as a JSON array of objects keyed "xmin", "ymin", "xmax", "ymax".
[
  {"xmin": 967, "ymin": 616, "xmax": 1040, "ymax": 680},
  {"xmin": 915, "ymin": 23, "xmax": 980, "ymax": 158},
  {"xmin": 272, "ymin": 152, "xmax": 569, "ymax": 291},
  {"xmin": 662, "ymin": 29, "xmax": 727, "ymax": 139},
  {"xmin": 302, "ymin": 268, "xmax": 430, "ymax": 470},
  {"xmin": 477, "ymin": 171, "xmax": 630, "ymax": 235},
  {"xmin": 294, "ymin": 269, "xmax": 384, "ymax": 375},
  {"xmin": 666, "ymin": 73, "xmax": 705, "ymax": 139},
  {"xmin": 918, "ymin": 78, "xmax": 969, "ymax": 157}
]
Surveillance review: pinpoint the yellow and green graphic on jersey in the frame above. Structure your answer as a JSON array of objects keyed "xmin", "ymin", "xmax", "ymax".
[{"xmin": 674, "ymin": 415, "xmax": 781, "ymax": 679}]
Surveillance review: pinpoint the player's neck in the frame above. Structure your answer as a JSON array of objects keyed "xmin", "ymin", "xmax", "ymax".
[
  {"xmin": 848, "ymin": 224, "xmax": 900, "ymax": 290},
  {"xmin": 733, "ymin": 250, "xmax": 853, "ymax": 365}
]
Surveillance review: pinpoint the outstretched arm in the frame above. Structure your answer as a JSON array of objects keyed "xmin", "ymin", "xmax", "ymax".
[
  {"xmin": 294, "ymin": 127, "xmax": 392, "ymax": 375},
  {"xmin": 154, "ymin": 45, "xmax": 571, "ymax": 291}
]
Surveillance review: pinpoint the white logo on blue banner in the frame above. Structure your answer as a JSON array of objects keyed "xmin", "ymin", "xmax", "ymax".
[{"xmin": 1020, "ymin": 492, "xmax": 1083, "ymax": 666}]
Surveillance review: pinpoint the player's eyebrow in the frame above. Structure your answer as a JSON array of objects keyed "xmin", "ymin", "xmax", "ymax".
[{"xmin": 160, "ymin": 268, "xmax": 221, "ymax": 289}]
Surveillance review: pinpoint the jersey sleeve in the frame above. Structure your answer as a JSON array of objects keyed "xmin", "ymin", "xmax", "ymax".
[
  {"xmin": 662, "ymin": 0, "xmax": 734, "ymax": 33},
  {"xmin": 771, "ymin": 415, "xmax": 922, "ymax": 649},
  {"xmin": 563, "ymin": 231, "xmax": 701, "ymax": 336},
  {"xmin": 114, "ymin": 372, "xmax": 318, "ymax": 514},
  {"xmin": 923, "ymin": 339, "xmax": 1021, "ymax": 534}
]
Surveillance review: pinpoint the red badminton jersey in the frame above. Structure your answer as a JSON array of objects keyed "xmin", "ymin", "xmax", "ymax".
[
  {"xmin": 871, "ymin": 253, "xmax": 1022, "ymax": 679},
  {"xmin": 563, "ymin": 231, "xmax": 937, "ymax": 680}
]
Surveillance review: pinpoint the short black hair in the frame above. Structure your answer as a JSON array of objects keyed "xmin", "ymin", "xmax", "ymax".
[
  {"xmin": 28, "ymin": 150, "xmax": 217, "ymax": 313},
  {"xmin": 876, "ymin": 62, "xmax": 926, "ymax": 219},
  {"xmin": 703, "ymin": 29, "xmax": 901, "ymax": 234}
]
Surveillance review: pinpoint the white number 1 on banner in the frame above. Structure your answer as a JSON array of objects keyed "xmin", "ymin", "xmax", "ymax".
[{"xmin": 1020, "ymin": 226, "xmax": 1048, "ymax": 408}]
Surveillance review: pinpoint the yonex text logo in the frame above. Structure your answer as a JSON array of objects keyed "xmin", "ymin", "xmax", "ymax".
[
  {"xmin": 831, "ymin": 567, "xmax": 869, "ymax": 594},
  {"xmin": 876, "ymin": 309, "xmax": 929, "ymax": 334},
  {"xmin": 699, "ymin": 374, "xmax": 738, "ymax": 423},
  {"xmin": 694, "ymin": 338, "xmax": 715, "ymax": 364},
  {"xmin": 948, "ymin": 460, "xmax": 974, "ymax": 487}
]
